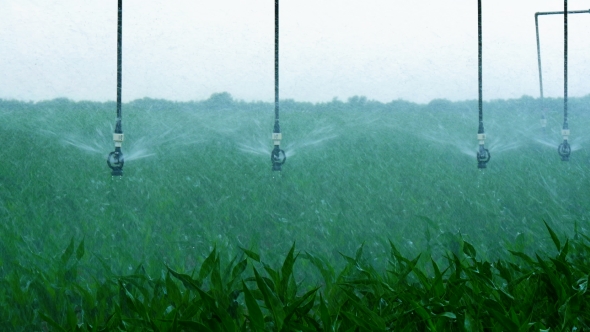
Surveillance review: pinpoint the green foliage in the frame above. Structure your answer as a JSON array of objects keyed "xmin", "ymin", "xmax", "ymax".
[
  {"xmin": 1, "ymin": 226, "xmax": 589, "ymax": 331},
  {"xmin": 1, "ymin": 96, "xmax": 590, "ymax": 330}
]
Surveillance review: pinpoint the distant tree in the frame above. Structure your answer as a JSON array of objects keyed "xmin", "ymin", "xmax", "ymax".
[
  {"xmin": 0, "ymin": 99, "xmax": 32, "ymax": 112},
  {"xmin": 386, "ymin": 99, "xmax": 420, "ymax": 112},
  {"xmin": 347, "ymin": 95, "xmax": 367, "ymax": 106},
  {"xmin": 205, "ymin": 92, "xmax": 234, "ymax": 110},
  {"xmin": 426, "ymin": 98, "xmax": 454, "ymax": 112}
]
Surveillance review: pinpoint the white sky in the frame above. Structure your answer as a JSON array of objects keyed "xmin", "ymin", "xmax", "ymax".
[{"xmin": 1, "ymin": 1, "xmax": 590, "ymax": 104}]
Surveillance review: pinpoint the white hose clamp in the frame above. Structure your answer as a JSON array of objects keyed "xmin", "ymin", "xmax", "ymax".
[
  {"xmin": 113, "ymin": 133, "xmax": 124, "ymax": 148},
  {"xmin": 477, "ymin": 133, "xmax": 486, "ymax": 145},
  {"xmin": 272, "ymin": 132, "xmax": 282, "ymax": 146},
  {"xmin": 562, "ymin": 129, "xmax": 570, "ymax": 141}
]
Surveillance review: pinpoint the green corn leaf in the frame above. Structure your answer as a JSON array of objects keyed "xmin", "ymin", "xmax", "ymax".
[
  {"xmin": 171, "ymin": 308, "xmax": 178, "ymax": 332},
  {"xmin": 319, "ymin": 294, "xmax": 332, "ymax": 332},
  {"xmin": 388, "ymin": 239, "xmax": 407, "ymax": 263},
  {"xmin": 39, "ymin": 312, "xmax": 67, "ymax": 332},
  {"xmin": 550, "ymin": 257, "xmax": 572, "ymax": 285},
  {"xmin": 536, "ymin": 254, "xmax": 566, "ymax": 302},
  {"xmin": 280, "ymin": 243, "xmax": 298, "ymax": 301},
  {"xmin": 240, "ymin": 247, "xmax": 261, "ymax": 262},
  {"xmin": 355, "ymin": 242, "xmax": 364, "ymax": 261},
  {"xmin": 388, "ymin": 253, "xmax": 421, "ymax": 287},
  {"xmin": 176, "ymin": 320, "xmax": 214, "ymax": 332},
  {"xmin": 464, "ymin": 312, "xmax": 479, "ymax": 331},
  {"xmin": 340, "ymin": 286, "xmax": 386, "ymax": 330},
  {"xmin": 199, "ymin": 246, "xmax": 217, "ymax": 281},
  {"xmin": 195, "ymin": 286, "xmax": 216, "ymax": 310},
  {"xmin": 210, "ymin": 256, "xmax": 223, "ymax": 295},
  {"xmin": 262, "ymin": 263, "xmax": 279, "ymax": 291},
  {"xmin": 253, "ymin": 267, "xmax": 285, "ymax": 331},
  {"xmin": 119, "ymin": 281, "xmax": 140, "ymax": 316},
  {"xmin": 410, "ymin": 300, "xmax": 436, "ymax": 331},
  {"xmin": 411, "ymin": 263, "xmax": 430, "ymax": 289},
  {"xmin": 284, "ymin": 287, "xmax": 319, "ymax": 321},
  {"xmin": 167, "ymin": 266, "xmax": 201, "ymax": 291},
  {"xmin": 463, "ymin": 240, "xmax": 476, "ymax": 259},
  {"xmin": 544, "ymin": 220, "xmax": 561, "ymax": 252},
  {"xmin": 242, "ymin": 280, "xmax": 265, "ymax": 331},
  {"xmin": 430, "ymin": 260, "xmax": 447, "ymax": 298},
  {"xmin": 479, "ymin": 261, "xmax": 493, "ymax": 280},
  {"xmin": 222, "ymin": 253, "xmax": 239, "ymax": 281},
  {"xmin": 134, "ymin": 262, "xmax": 147, "ymax": 276},
  {"xmin": 483, "ymin": 299, "xmax": 519, "ymax": 331},
  {"xmin": 72, "ymin": 282, "xmax": 95, "ymax": 310},
  {"xmin": 165, "ymin": 272, "xmax": 182, "ymax": 306},
  {"xmin": 119, "ymin": 275, "xmax": 150, "ymax": 292},
  {"xmin": 230, "ymin": 258, "xmax": 247, "ymax": 284},
  {"xmin": 508, "ymin": 250, "xmax": 535, "ymax": 267},
  {"xmin": 302, "ymin": 251, "xmax": 335, "ymax": 287},
  {"xmin": 180, "ymin": 302, "xmax": 200, "ymax": 321},
  {"xmin": 438, "ymin": 312, "xmax": 457, "ymax": 319},
  {"xmin": 338, "ymin": 252, "xmax": 357, "ymax": 267},
  {"xmin": 340, "ymin": 310, "xmax": 374, "ymax": 331},
  {"xmin": 297, "ymin": 291, "xmax": 316, "ymax": 317},
  {"xmin": 558, "ymin": 239, "xmax": 569, "ymax": 261},
  {"xmin": 93, "ymin": 253, "xmax": 115, "ymax": 276},
  {"xmin": 158, "ymin": 318, "xmax": 214, "ymax": 331},
  {"xmin": 107, "ymin": 306, "xmax": 122, "ymax": 330},
  {"xmin": 495, "ymin": 260, "xmax": 512, "ymax": 283},
  {"xmin": 190, "ymin": 281, "xmax": 237, "ymax": 332},
  {"xmin": 61, "ymin": 237, "xmax": 75, "ymax": 264},
  {"xmin": 287, "ymin": 274, "xmax": 298, "ymax": 302},
  {"xmin": 75, "ymin": 237, "xmax": 85, "ymax": 261}
]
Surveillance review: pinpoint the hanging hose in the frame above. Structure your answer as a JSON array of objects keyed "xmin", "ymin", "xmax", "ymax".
[
  {"xmin": 476, "ymin": 0, "xmax": 490, "ymax": 169},
  {"xmin": 535, "ymin": 8, "xmax": 589, "ymax": 135},
  {"xmin": 107, "ymin": 0, "xmax": 125, "ymax": 176},
  {"xmin": 271, "ymin": 0, "xmax": 286, "ymax": 171},
  {"xmin": 534, "ymin": 13, "xmax": 547, "ymax": 132},
  {"xmin": 558, "ymin": 0, "xmax": 571, "ymax": 161}
]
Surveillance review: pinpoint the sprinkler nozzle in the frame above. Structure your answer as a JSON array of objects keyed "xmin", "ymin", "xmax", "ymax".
[
  {"xmin": 107, "ymin": 133, "xmax": 124, "ymax": 176},
  {"xmin": 477, "ymin": 133, "xmax": 490, "ymax": 169},
  {"xmin": 107, "ymin": 147, "xmax": 124, "ymax": 176},
  {"xmin": 558, "ymin": 129, "xmax": 571, "ymax": 161},
  {"xmin": 271, "ymin": 145, "xmax": 286, "ymax": 171},
  {"xmin": 271, "ymin": 132, "xmax": 286, "ymax": 171}
]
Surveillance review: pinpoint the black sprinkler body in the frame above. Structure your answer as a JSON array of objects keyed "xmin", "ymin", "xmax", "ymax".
[
  {"xmin": 558, "ymin": 139, "xmax": 571, "ymax": 161},
  {"xmin": 477, "ymin": 145, "xmax": 491, "ymax": 169},
  {"xmin": 271, "ymin": 145, "xmax": 286, "ymax": 171},
  {"xmin": 107, "ymin": 146, "xmax": 125, "ymax": 176}
]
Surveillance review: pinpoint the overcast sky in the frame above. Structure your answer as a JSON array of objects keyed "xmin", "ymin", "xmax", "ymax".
[{"xmin": 1, "ymin": 0, "xmax": 590, "ymax": 104}]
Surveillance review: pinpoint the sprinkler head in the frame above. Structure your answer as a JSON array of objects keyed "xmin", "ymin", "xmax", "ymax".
[
  {"xmin": 558, "ymin": 129, "xmax": 571, "ymax": 161},
  {"xmin": 477, "ymin": 145, "xmax": 490, "ymax": 169},
  {"xmin": 476, "ymin": 133, "xmax": 490, "ymax": 169},
  {"xmin": 107, "ymin": 147, "xmax": 124, "ymax": 176},
  {"xmin": 271, "ymin": 145, "xmax": 286, "ymax": 171},
  {"xmin": 558, "ymin": 140, "xmax": 571, "ymax": 161}
]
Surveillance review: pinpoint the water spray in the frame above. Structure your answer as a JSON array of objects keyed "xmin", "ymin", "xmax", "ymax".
[
  {"xmin": 476, "ymin": 0, "xmax": 490, "ymax": 169},
  {"xmin": 271, "ymin": 0, "xmax": 286, "ymax": 171},
  {"xmin": 534, "ymin": 7, "xmax": 589, "ymax": 136},
  {"xmin": 558, "ymin": 0, "xmax": 571, "ymax": 161},
  {"xmin": 107, "ymin": 0, "xmax": 125, "ymax": 176}
]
